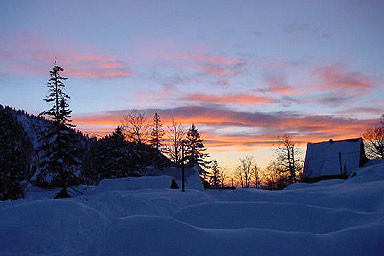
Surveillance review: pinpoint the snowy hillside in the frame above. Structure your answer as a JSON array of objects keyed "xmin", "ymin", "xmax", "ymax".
[{"xmin": 1, "ymin": 163, "xmax": 384, "ymax": 255}]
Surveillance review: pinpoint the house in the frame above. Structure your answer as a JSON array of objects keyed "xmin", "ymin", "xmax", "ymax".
[{"xmin": 303, "ymin": 138, "xmax": 368, "ymax": 182}]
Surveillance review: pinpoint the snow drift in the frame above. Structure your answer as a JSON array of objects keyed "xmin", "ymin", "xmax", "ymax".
[{"xmin": 0, "ymin": 163, "xmax": 383, "ymax": 256}]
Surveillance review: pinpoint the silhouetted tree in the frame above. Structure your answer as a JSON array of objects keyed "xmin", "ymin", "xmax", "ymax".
[
  {"xmin": 123, "ymin": 109, "xmax": 148, "ymax": 145},
  {"xmin": 37, "ymin": 63, "xmax": 81, "ymax": 189},
  {"xmin": 235, "ymin": 156, "xmax": 254, "ymax": 188},
  {"xmin": 362, "ymin": 115, "xmax": 384, "ymax": 159},
  {"xmin": 253, "ymin": 163, "xmax": 260, "ymax": 188},
  {"xmin": 209, "ymin": 160, "xmax": 221, "ymax": 188},
  {"xmin": 185, "ymin": 124, "xmax": 210, "ymax": 167},
  {"xmin": 166, "ymin": 118, "xmax": 186, "ymax": 165},
  {"xmin": 274, "ymin": 135, "xmax": 301, "ymax": 184},
  {"xmin": 0, "ymin": 105, "xmax": 31, "ymax": 200},
  {"xmin": 149, "ymin": 113, "xmax": 165, "ymax": 151},
  {"xmin": 261, "ymin": 161, "xmax": 285, "ymax": 190}
]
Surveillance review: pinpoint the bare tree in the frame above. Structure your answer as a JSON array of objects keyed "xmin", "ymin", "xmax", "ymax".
[
  {"xmin": 235, "ymin": 156, "xmax": 254, "ymax": 188},
  {"xmin": 209, "ymin": 160, "xmax": 221, "ymax": 188},
  {"xmin": 219, "ymin": 167, "xmax": 228, "ymax": 188},
  {"xmin": 253, "ymin": 163, "xmax": 260, "ymax": 188},
  {"xmin": 166, "ymin": 118, "xmax": 186, "ymax": 165},
  {"xmin": 260, "ymin": 161, "xmax": 284, "ymax": 190},
  {"xmin": 122, "ymin": 109, "xmax": 148, "ymax": 144},
  {"xmin": 274, "ymin": 134, "xmax": 301, "ymax": 184},
  {"xmin": 362, "ymin": 116, "xmax": 384, "ymax": 159}
]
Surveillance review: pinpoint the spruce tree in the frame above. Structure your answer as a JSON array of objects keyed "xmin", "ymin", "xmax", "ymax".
[
  {"xmin": 0, "ymin": 105, "xmax": 31, "ymax": 200},
  {"xmin": 185, "ymin": 124, "xmax": 210, "ymax": 168},
  {"xmin": 37, "ymin": 63, "xmax": 80, "ymax": 189},
  {"xmin": 149, "ymin": 113, "xmax": 165, "ymax": 151}
]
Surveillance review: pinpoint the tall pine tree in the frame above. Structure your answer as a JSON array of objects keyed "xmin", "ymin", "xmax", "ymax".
[
  {"xmin": 37, "ymin": 63, "xmax": 80, "ymax": 189},
  {"xmin": 185, "ymin": 124, "xmax": 210, "ymax": 168},
  {"xmin": 149, "ymin": 113, "xmax": 165, "ymax": 151}
]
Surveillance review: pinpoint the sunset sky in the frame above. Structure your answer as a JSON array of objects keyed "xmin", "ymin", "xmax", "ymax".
[{"xmin": 1, "ymin": 0, "xmax": 383, "ymax": 169}]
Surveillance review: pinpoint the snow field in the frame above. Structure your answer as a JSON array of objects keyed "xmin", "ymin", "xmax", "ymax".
[{"xmin": 0, "ymin": 163, "xmax": 383, "ymax": 256}]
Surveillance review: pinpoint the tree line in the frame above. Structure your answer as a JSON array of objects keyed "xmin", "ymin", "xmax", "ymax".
[
  {"xmin": 0, "ymin": 63, "xmax": 212, "ymax": 199},
  {"xmin": 207, "ymin": 135, "xmax": 303, "ymax": 190},
  {"xmin": 1, "ymin": 62, "xmax": 383, "ymax": 199}
]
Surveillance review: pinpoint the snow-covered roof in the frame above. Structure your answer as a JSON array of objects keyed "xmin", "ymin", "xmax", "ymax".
[{"xmin": 303, "ymin": 138, "xmax": 365, "ymax": 179}]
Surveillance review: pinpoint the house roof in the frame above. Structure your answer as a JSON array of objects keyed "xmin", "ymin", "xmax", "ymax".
[{"xmin": 303, "ymin": 138, "xmax": 364, "ymax": 179}]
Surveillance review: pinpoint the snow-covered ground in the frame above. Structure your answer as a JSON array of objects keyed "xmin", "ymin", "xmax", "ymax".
[{"xmin": 1, "ymin": 163, "xmax": 384, "ymax": 256}]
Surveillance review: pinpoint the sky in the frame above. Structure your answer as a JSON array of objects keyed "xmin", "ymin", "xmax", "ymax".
[{"xmin": 1, "ymin": 0, "xmax": 383, "ymax": 169}]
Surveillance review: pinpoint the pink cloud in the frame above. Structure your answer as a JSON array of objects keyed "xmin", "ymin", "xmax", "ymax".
[
  {"xmin": 0, "ymin": 32, "xmax": 131, "ymax": 78},
  {"xmin": 183, "ymin": 93, "xmax": 275, "ymax": 105},
  {"xmin": 141, "ymin": 48, "xmax": 246, "ymax": 78},
  {"xmin": 263, "ymin": 73, "xmax": 299, "ymax": 96},
  {"xmin": 317, "ymin": 65, "xmax": 374, "ymax": 94}
]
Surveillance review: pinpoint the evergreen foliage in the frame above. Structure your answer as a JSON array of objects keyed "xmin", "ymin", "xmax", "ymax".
[
  {"xmin": 185, "ymin": 124, "xmax": 210, "ymax": 182},
  {"xmin": 149, "ymin": 113, "xmax": 166, "ymax": 168},
  {"xmin": 149, "ymin": 113, "xmax": 165, "ymax": 151},
  {"xmin": 185, "ymin": 124, "xmax": 210, "ymax": 168},
  {"xmin": 37, "ymin": 64, "xmax": 81, "ymax": 188},
  {"xmin": 0, "ymin": 105, "xmax": 32, "ymax": 200}
]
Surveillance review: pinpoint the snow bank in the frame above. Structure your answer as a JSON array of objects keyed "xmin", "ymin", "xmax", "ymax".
[
  {"xmin": 82, "ymin": 189, "xmax": 213, "ymax": 220},
  {"xmin": 153, "ymin": 166, "xmax": 204, "ymax": 190},
  {"xmin": 95, "ymin": 175, "xmax": 176, "ymax": 192},
  {"xmin": 0, "ymin": 199, "xmax": 105, "ymax": 255},
  {"xmin": 90, "ymin": 215, "xmax": 384, "ymax": 256},
  {"xmin": 1, "ymin": 160, "xmax": 384, "ymax": 255},
  {"xmin": 174, "ymin": 201, "xmax": 380, "ymax": 233}
]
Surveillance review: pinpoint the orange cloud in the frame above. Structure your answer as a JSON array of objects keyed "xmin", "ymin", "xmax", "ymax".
[{"xmin": 73, "ymin": 106, "xmax": 377, "ymax": 149}]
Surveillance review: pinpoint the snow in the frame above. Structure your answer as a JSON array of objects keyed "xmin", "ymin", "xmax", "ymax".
[
  {"xmin": 95, "ymin": 175, "xmax": 177, "ymax": 192},
  {"xmin": 151, "ymin": 166, "xmax": 204, "ymax": 190},
  {"xmin": 1, "ymin": 163, "xmax": 384, "ymax": 255}
]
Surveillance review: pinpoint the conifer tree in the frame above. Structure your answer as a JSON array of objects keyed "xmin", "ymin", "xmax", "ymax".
[
  {"xmin": 0, "ymin": 105, "xmax": 31, "ymax": 200},
  {"xmin": 37, "ymin": 63, "xmax": 80, "ymax": 189},
  {"xmin": 185, "ymin": 124, "xmax": 210, "ymax": 168},
  {"xmin": 149, "ymin": 113, "xmax": 165, "ymax": 151}
]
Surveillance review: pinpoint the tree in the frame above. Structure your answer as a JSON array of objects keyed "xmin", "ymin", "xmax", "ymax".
[
  {"xmin": 123, "ymin": 109, "xmax": 148, "ymax": 145},
  {"xmin": 40, "ymin": 64, "xmax": 70, "ymax": 124},
  {"xmin": 274, "ymin": 135, "xmax": 301, "ymax": 184},
  {"xmin": 362, "ymin": 115, "xmax": 384, "ymax": 159},
  {"xmin": 185, "ymin": 124, "xmax": 210, "ymax": 168},
  {"xmin": 149, "ymin": 113, "xmax": 165, "ymax": 151},
  {"xmin": 253, "ymin": 163, "xmax": 260, "ymax": 188},
  {"xmin": 166, "ymin": 118, "xmax": 186, "ymax": 165},
  {"xmin": 209, "ymin": 160, "xmax": 221, "ymax": 188},
  {"xmin": 0, "ymin": 105, "xmax": 31, "ymax": 200},
  {"xmin": 235, "ymin": 156, "xmax": 254, "ymax": 188},
  {"xmin": 37, "ymin": 63, "xmax": 81, "ymax": 189},
  {"xmin": 260, "ymin": 161, "xmax": 285, "ymax": 190}
]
